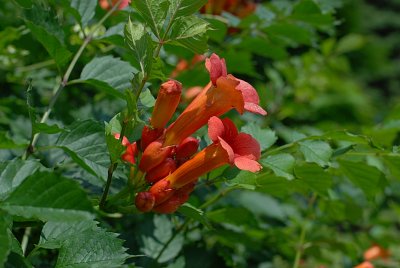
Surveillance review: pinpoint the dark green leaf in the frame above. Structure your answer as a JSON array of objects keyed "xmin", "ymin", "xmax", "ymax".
[
  {"xmin": 78, "ymin": 56, "xmax": 136, "ymax": 98},
  {"xmin": 25, "ymin": 21, "xmax": 72, "ymax": 68},
  {"xmin": 0, "ymin": 132, "xmax": 27, "ymax": 149},
  {"xmin": 56, "ymin": 120, "xmax": 110, "ymax": 180},
  {"xmin": 124, "ymin": 18, "xmax": 154, "ymax": 74},
  {"xmin": 0, "ymin": 212, "xmax": 12, "ymax": 267},
  {"xmin": 70, "ymin": 0, "xmax": 97, "ymax": 27},
  {"xmin": 0, "ymin": 159, "xmax": 41, "ymax": 200},
  {"xmin": 178, "ymin": 203, "xmax": 211, "ymax": 229},
  {"xmin": 33, "ymin": 123, "xmax": 64, "ymax": 134},
  {"xmin": 207, "ymin": 207, "xmax": 257, "ymax": 226},
  {"xmin": 291, "ymin": 0, "xmax": 333, "ymax": 26},
  {"xmin": 299, "ymin": 140, "xmax": 332, "ymax": 167},
  {"xmin": 134, "ymin": 0, "xmax": 169, "ymax": 39},
  {"xmin": 294, "ymin": 163, "xmax": 332, "ymax": 196},
  {"xmin": 12, "ymin": 0, "xmax": 32, "ymax": 8},
  {"xmin": 0, "ymin": 171, "xmax": 94, "ymax": 221},
  {"xmin": 265, "ymin": 23, "xmax": 312, "ymax": 46},
  {"xmin": 261, "ymin": 153, "xmax": 295, "ymax": 180},
  {"xmin": 339, "ymin": 160, "xmax": 385, "ymax": 198}
]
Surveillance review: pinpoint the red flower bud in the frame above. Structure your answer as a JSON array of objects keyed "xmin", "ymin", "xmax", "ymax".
[
  {"xmin": 114, "ymin": 133, "xmax": 130, "ymax": 146},
  {"xmin": 135, "ymin": 192, "xmax": 156, "ymax": 212},
  {"xmin": 175, "ymin": 137, "xmax": 199, "ymax": 159},
  {"xmin": 139, "ymin": 140, "xmax": 173, "ymax": 172},
  {"xmin": 150, "ymin": 80, "xmax": 182, "ymax": 129},
  {"xmin": 140, "ymin": 125, "xmax": 164, "ymax": 151},
  {"xmin": 149, "ymin": 179, "xmax": 175, "ymax": 206},
  {"xmin": 122, "ymin": 142, "xmax": 138, "ymax": 164},
  {"xmin": 145, "ymin": 158, "xmax": 177, "ymax": 184}
]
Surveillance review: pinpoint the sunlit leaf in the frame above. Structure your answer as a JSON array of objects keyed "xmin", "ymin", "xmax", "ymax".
[{"xmin": 261, "ymin": 153, "xmax": 295, "ymax": 180}]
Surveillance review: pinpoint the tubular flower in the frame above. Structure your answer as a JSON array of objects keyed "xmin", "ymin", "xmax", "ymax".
[
  {"xmin": 152, "ymin": 181, "xmax": 197, "ymax": 213},
  {"xmin": 140, "ymin": 125, "xmax": 164, "ymax": 151},
  {"xmin": 99, "ymin": 0, "xmax": 131, "ymax": 10},
  {"xmin": 145, "ymin": 116, "xmax": 262, "ymax": 207},
  {"xmin": 145, "ymin": 158, "xmax": 177, "ymax": 184},
  {"xmin": 150, "ymin": 80, "xmax": 182, "ymax": 129},
  {"xmin": 163, "ymin": 53, "xmax": 266, "ymax": 147},
  {"xmin": 363, "ymin": 244, "xmax": 390, "ymax": 261}
]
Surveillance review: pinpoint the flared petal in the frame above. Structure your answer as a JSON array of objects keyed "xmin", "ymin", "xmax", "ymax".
[
  {"xmin": 208, "ymin": 116, "xmax": 225, "ymax": 143},
  {"xmin": 232, "ymin": 133, "xmax": 261, "ymax": 160},
  {"xmin": 234, "ymin": 156, "xmax": 262, "ymax": 172},
  {"xmin": 218, "ymin": 137, "xmax": 234, "ymax": 163},
  {"xmin": 233, "ymin": 76, "xmax": 267, "ymax": 115},
  {"xmin": 205, "ymin": 53, "xmax": 227, "ymax": 85}
]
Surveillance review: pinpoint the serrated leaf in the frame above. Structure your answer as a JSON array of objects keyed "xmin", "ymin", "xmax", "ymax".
[
  {"xmin": 178, "ymin": 203, "xmax": 211, "ymax": 229},
  {"xmin": 134, "ymin": 0, "xmax": 169, "ymax": 39},
  {"xmin": 339, "ymin": 160, "xmax": 385, "ymax": 198},
  {"xmin": 52, "ymin": 222, "xmax": 129, "ymax": 267},
  {"xmin": 261, "ymin": 153, "xmax": 295, "ymax": 180},
  {"xmin": 294, "ymin": 163, "xmax": 332, "ymax": 196},
  {"xmin": 25, "ymin": 21, "xmax": 72, "ymax": 68},
  {"xmin": 168, "ymin": 0, "xmax": 208, "ymax": 18},
  {"xmin": 241, "ymin": 123, "xmax": 277, "ymax": 151},
  {"xmin": 299, "ymin": 140, "xmax": 332, "ymax": 167},
  {"xmin": 77, "ymin": 56, "xmax": 136, "ymax": 98},
  {"xmin": 56, "ymin": 120, "xmax": 110, "ymax": 180},
  {"xmin": 0, "ymin": 171, "xmax": 94, "ymax": 222},
  {"xmin": 124, "ymin": 18, "xmax": 154, "ymax": 74},
  {"xmin": 0, "ymin": 212, "xmax": 12, "ymax": 267},
  {"xmin": 168, "ymin": 16, "xmax": 208, "ymax": 53},
  {"xmin": 141, "ymin": 215, "xmax": 184, "ymax": 263},
  {"xmin": 0, "ymin": 159, "xmax": 41, "ymax": 200},
  {"xmin": 70, "ymin": 0, "xmax": 97, "ymax": 27}
]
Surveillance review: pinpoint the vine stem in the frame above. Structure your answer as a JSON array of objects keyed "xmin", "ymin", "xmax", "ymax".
[
  {"xmin": 292, "ymin": 225, "xmax": 306, "ymax": 268},
  {"xmin": 22, "ymin": 0, "xmax": 124, "ymax": 160},
  {"xmin": 21, "ymin": 227, "xmax": 31, "ymax": 256}
]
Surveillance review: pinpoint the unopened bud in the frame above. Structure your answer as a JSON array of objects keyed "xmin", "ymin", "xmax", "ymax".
[
  {"xmin": 145, "ymin": 158, "xmax": 177, "ymax": 184},
  {"xmin": 150, "ymin": 80, "xmax": 182, "ymax": 129},
  {"xmin": 135, "ymin": 192, "xmax": 155, "ymax": 212},
  {"xmin": 140, "ymin": 125, "xmax": 164, "ymax": 151},
  {"xmin": 175, "ymin": 137, "xmax": 199, "ymax": 159},
  {"xmin": 122, "ymin": 142, "xmax": 137, "ymax": 164},
  {"xmin": 139, "ymin": 140, "xmax": 173, "ymax": 172}
]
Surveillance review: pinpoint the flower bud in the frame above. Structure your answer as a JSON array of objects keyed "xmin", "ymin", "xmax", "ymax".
[
  {"xmin": 145, "ymin": 158, "xmax": 177, "ymax": 184},
  {"xmin": 139, "ymin": 140, "xmax": 173, "ymax": 172},
  {"xmin": 122, "ymin": 142, "xmax": 137, "ymax": 164},
  {"xmin": 175, "ymin": 137, "xmax": 199, "ymax": 159},
  {"xmin": 150, "ymin": 80, "xmax": 182, "ymax": 129},
  {"xmin": 140, "ymin": 125, "xmax": 164, "ymax": 151},
  {"xmin": 149, "ymin": 179, "xmax": 175, "ymax": 206},
  {"xmin": 114, "ymin": 133, "xmax": 130, "ymax": 146},
  {"xmin": 135, "ymin": 192, "xmax": 155, "ymax": 212}
]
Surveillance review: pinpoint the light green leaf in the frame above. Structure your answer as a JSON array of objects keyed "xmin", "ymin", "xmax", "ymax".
[
  {"xmin": 299, "ymin": 140, "xmax": 332, "ymax": 167},
  {"xmin": 237, "ymin": 192, "xmax": 287, "ymax": 220},
  {"xmin": 0, "ymin": 171, "xmax": 94, "ymax": 222},
  {"xmin": 141, "ymin": 215, "xmax": 184, "ymax": 263},
  {"xmin": 261, "ymin": 153, "xmax": 295, "ymax": 180},
  {"xmin": 0, "ymin": 159, "xmax": 41, "ymax": 200},
  {"xmin": 294, "ymin": 163, "xmax": 332, "ymax": 196},
  {"xmin": 25, "ymin": 21, "xmax": 72, "ymax": 68},
  {"xmin": 241, "ymin": 123, "xmax": 277, "ymax": 151},
  {"xmin": 168, "ymin": 0, "xmax": 208, "ymax": 18},
  {"xmin": 168, "ymin": 16, "xmax": 208, "ymax": 53},
  {"xmin": 339, "ymin": 160, "xmax": 385, "ymax": 198},
  {"xmin": 70, "ymin": 0, "xmax": 97, "ymax": 27},
  {"xmin": 227, "ymin": 170, "xmax": 257, "ymax": 190},
  {"xmin": 134, "ymin": 0, "xmax": 169, "ymax": 39},
  {"xmin": 335, "ymin": 34, "xmax": 366, "ymax": 54},
  {"xmin": 0, "ymin": 212, "xmax": 12, "ymax": 267},
  {"xmin": 77, "ymin": 56, "xmax": 136, "ymax": 98},
  {"xmin": 105, "ymin": 116, "xmax": 126, "ymax": 164},
  {"xmin": 124, "ymin": 18, "xmax": 154, "ymax": 74},
  {"xmin": 56, "ymin": 120, "xmax": 110, "ymax": 181},
  {"xmin": 383, "ymin": 155, "xmax": 400, "ymax": 179}
]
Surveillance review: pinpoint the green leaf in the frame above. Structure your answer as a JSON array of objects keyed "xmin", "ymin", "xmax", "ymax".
[
  {"xmin": 294, "ymin": 163, "xmax": 332, "ymax": 196},
  {"xmin": 38, "ymin": 221, "xmax": 129, "ymax": 267},
  {"xmin": 291, "ymin": 0, "xmax": 333, "ymax": 26},
  {"xmin": 141, "ymin": 215, "xmax": 184, "ymax": 263},
  {"xmin": 339, "ymin": 160, "xmax": 385, "ymax": 198},
  {"xmin": 168, "ymin": 0, "xmax": 208, "ymax": 18},
  {"xmin": 0, "ymin": 159, "xmax": 41, "ymax": 200},
  {"xmin": 207, "ymin": 207, "xmax": 257, "ymax": 226},
  {"xmin": 241, "ymin": 123, "xmax": 277, "ymax": 151},
  {"xmin": 261, "ymin": 153, "xmax": 295, "ymax": 180},
  {"xmin": 228, "ymin": 170, "xmax": 257, "ymax": 190},
  {"xmin": 12, "ymin": 0, "xmax": 32, "ymax": 8},
  {"xmin": 34, "ymin": 123, "xmax": 65, "ymax": 134},
  {"xmin": 0, "ymin": 212, "xmax": 12, "ymax": 267},
  {"xmin": 78, "ymin": 56, "xmax": 137, "ymax": 99},
  {"xmin": 56, "ymin": 120, "xmax": 110, "ymax": 181},
  {"xmin": 124, "ymin": 18, "xmax": 154, "ymax": 74},
  {"xmin": 168, "ymin": 16, "xmax": 208, "ymax": 53},
  {"xmin": 265, "ymin": 23, "xmax": 312, "ymax": 46},
  {"xmin": 70, "ymin": 0, "xmax": 97, "ymax": 27},
  {"xmin": 299, "ymin": 140, "xmax": 332, "ymax": 167},
  {"xmin": 25, "ymin": 21, "xmax": 72, "ymax": 68},
  {"xmin": 0, "ymin": 132, "xmax": 27, "ymax": 149},
  {"xmin": 134, "ymin": 0, "xmax": 169, "ymax": 39},
  {"xmin": 335, "ymin": 34, "xmax": 366, "ymax": 54},
  {"xmin": 178, "ymin": 203, "xmax": 211, "ymax": 229},
  {"xmin": 105, "ymin": 116, "xmax": 126, "ymax": 164},
  {"xmin": 0, "ymin": 171, "xmax": 94, "ymax": 222},
  {"xmin": 383, "ymin": 155, "xmax": 400, "ymax": 179},
  {"xmin": 237, "ymin": 192, "xmax": 287, "ymax": 221}
]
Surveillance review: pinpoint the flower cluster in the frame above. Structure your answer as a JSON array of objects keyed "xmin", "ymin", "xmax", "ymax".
[{"xmin": 117, "ymin": 53, "xmax": 266, "ymax": 213}]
